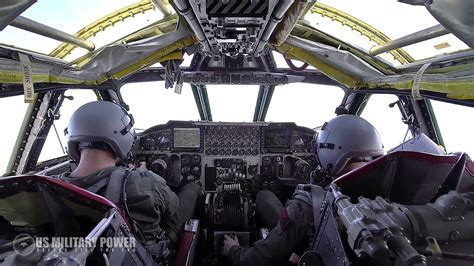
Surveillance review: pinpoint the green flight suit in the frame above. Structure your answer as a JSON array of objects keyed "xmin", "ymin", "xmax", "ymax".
[
  {"xmin": 227, "ymin": 190, "xmax": 314, "ymax": 266},
  {"xmin": 59, "ymin": 166, "xmax": 199, "ymax": 245}
]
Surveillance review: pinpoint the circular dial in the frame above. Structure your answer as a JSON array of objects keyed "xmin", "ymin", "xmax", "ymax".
[{"xmin": 141, "ymin": 137, "xmax": 155, "ymax": 150}]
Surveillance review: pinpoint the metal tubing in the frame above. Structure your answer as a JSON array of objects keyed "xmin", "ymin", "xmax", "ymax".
[
  {"xmin": 10, "ymin": 16, "xmax": 95, "ymax": 51},
  {"xmin": 369, "ymin": 24, "xmax": 449, "ymax": 56},
  {"xmin": 397, "ymin": 49, "xmax": 474, "ymax": 71},
  {"xmin": 256, "ymin": 0, "xmax": 294, "ymax": 54},
  {"xmin": 172, "ymin": 0, "xmax": 211, "ymax": 53},
  {"xmin": 260, "ymin": 0, "xmax": 294, "ymax": 42},
  {"xmin": 152, "ymin": 0, "xmax": 172, "ymax": 17}
]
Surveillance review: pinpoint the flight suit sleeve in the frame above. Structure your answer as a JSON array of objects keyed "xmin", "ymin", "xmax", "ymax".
[
  {"xmin": 125, "ymin": 170, "xmax": 180, "ymax": 243},
  {"xmin": 227, "ymin": 199, "xmax": 313, "ymax": 266}
]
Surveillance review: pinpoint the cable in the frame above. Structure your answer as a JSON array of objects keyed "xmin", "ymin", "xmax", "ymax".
[
  {"xmin": 164, "ymin": 60, "xmax": 183, "ymax": 91},
  {"xmin": 52, "ymin": 121, "xmax": 66, "ymax": 154},
  {"xmin": 285, "ymin": 58, "xmax": 309, "ymax": 71}
]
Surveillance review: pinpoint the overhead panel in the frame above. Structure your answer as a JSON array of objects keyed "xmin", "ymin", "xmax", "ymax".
[{"xmin": 174, "ymin": 0, "xmax": 294, "ymax": 58}]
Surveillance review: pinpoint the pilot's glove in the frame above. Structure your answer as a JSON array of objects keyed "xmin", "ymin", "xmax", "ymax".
[{"xmin": 223, "ymin": 234, "xmax": 240, "ymax": 256}]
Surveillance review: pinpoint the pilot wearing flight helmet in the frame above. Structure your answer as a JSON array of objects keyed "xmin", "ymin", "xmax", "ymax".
[
  {"xmin": 223, "ymin": 115, "xmax": 385, "ymax": 265},
  {"xmin": 59, "ymin": 101, "xmax": 202, "ymax": 258}
]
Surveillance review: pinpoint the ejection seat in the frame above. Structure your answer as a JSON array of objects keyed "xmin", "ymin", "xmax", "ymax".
[
  {"xmin": 0, "ymin": 175, "xmax": 200, "ymax": 266},
  {"xmin": 334, "ymin": 150, "xmax": 472, "ymax": 204}
]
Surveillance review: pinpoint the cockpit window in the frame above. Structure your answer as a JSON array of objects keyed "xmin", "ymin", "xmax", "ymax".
[
  {"xmin": 265, "ymin": 83, "xmax": 344, "ymax": 129},
  {"xmin": 0, "ymin": 0, "xmax": 166, "ymax": 60},
  {"xmin": 120, "ymin": 82, "xmax": 200, "ymax": 130},
  {"xmin": 0, "ymin": 96, "xmax": 28, "ymax": 174},
  {"xmin": 38, "ymin": 90, "xmax": 97, "ymax": 163},
  {"xmin": 360, "ymin": 94, "xmax": 412, "ymax": 151},
  {"xmin": 303, "ymin": 0, "xmax": 470, "ymax": 64},
  {"xmin": 206, "ymin": 85, "xmax": 259, "ymax": 122},
  {"xmin": 430, "ymin": 100, "xmax": 474, "ymax": 157},
  {"xmin": 271, "ymin": 51, "xmax": 317, "ymax": 70}
]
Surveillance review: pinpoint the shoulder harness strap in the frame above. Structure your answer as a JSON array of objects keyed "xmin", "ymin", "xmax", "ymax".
[
  {"xmin": 86, "ymin": 178, "xmax": 109, "ymax": 194},
  {"xmin": 309, "ymin": 185, "xmax": 328, "ymax": 248},
  {"xmin": 105, "ymin": 167, "xmax": 127, "ymax": 205}
]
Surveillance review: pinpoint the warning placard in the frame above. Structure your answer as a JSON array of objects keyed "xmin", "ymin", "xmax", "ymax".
[{"xmin": 18, "ymin": 53, "xmax": 35, "ymax": 103}]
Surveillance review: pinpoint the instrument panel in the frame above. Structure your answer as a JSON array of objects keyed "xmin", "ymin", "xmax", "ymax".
[{"xmin": 133, "ymin": 121, "xmax": 317, "ymax": 194}]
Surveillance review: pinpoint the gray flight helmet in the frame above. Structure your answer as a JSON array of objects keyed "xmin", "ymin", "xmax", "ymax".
[
  {"xmin": 66, "ymin": 101, "xmax": 136, "ymax": 162},
  {"xmin": 314, "ymin": 115, "xmax": 384, "ymax": 176}
]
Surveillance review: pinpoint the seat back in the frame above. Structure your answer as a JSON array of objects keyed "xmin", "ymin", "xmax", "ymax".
[
  {"xmin": 334, "ymin": 151, "xmax": 462, "ymax": 204},
  {"xmin": 0, "ymin": 175, "xmax": 156, "ymax": 265},
  {"xmin": 452, "ymin": 153, "xmax": 474, "ymax": 193},
  {"xmin": 174, "ymin": 219, "xmax": 200, "ymax": 266}
]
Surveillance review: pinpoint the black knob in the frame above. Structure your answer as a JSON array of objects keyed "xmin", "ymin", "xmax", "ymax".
[
  {"xmin": 192, "ymin": 155, "xmax": 201, "ymax": 164},
  {"xmin": 181, "ymin": 166, "xmax": 191, "ymax": 175},
  {"xmin": 191, "ymin": 166, "xmax": 201, "ymax": 175},
  {"xmin": 181, "ymin": 155, "xmax": 191, "ymax": 165}
]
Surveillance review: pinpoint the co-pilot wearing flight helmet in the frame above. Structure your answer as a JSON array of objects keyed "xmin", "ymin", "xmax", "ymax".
[
  {"xmin": 223, "ymin": 114, "xmax": 385, "ymax": 266},
  {"xmin": 60, "ymin": 101, "xmax": 202, "ymax": 258}
]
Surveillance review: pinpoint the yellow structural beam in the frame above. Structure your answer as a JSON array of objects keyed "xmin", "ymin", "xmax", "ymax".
[
  {"xmin": 49, "ymin": 0, "xmax": 173, "ymax": 59},
  {"xmin": 291, "ymin": 23, "xmax": 397, "ymax": 75},
  {"xmin": 70, "ymin": 15, "xmax": 179, "ymax": 69},
  {"xmin": 273, "ymin": 42, "xmax": 362, "ymax": 88}
]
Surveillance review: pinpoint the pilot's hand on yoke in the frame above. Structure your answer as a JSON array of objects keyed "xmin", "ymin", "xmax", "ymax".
[{"xmin": 223, "ymin": 234, "xmax": 240, "ymax": 255}]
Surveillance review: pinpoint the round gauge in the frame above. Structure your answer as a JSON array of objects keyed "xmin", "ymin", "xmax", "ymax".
[
  {"xmin": 181, "ymin": 166, "xmax": 191, "ymax": 175},
  {"xmin": 191, "ymin": 166, "xmax": 201, "ymax": 175},
  {"xmin": 181, "ymin": 155, "xmax": 191, "ymax": 165},
  {"xmin": 248, "ymin": 165, "xmax": 258, "ymax": 176},
  {"xmin": 262, "ymin": 156, "xmax": 272, "ymax": 166},
  {"xmin": 141, "ymin": 137, "xmax": 155, "ymax": 150},
  {"xmin": 191, "ymin": 155, "xmax": 201, "ymax": 165},
  {"xmin": 273, "ymin": 156, "xmax": 282, "ymax": 163},
  {"xmin": 296, "ymin": 162, "xmax": 311, "ymax": 177}
]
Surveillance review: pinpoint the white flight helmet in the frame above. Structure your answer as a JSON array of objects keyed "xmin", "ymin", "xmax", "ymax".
[
  {"xmin": 66, "ymin": 101, "xmax": 136, "ymax": 162},
  {"xmin": 314, "ymin": 115, "xmax": 384, "ymax": 176}
]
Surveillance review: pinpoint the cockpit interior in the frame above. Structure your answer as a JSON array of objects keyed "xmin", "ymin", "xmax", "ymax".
[{"xmin": 0, "ymin": 0, "xmax": 474, "ymax": 265}]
